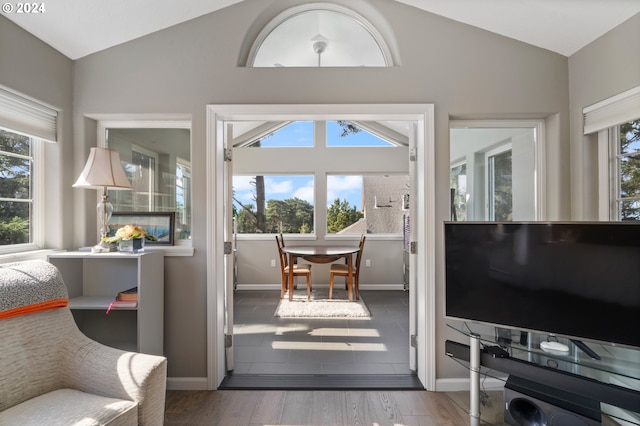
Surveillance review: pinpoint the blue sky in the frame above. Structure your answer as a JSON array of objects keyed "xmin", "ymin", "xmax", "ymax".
[{"xmin": 233, "ymin": 121, "xmax": 390, "ymax": 211}]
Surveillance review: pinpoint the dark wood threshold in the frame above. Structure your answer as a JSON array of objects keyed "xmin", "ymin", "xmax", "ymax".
[{"xmin": 219, "ymin": 373, "xmax": 424, "ymax": 390}]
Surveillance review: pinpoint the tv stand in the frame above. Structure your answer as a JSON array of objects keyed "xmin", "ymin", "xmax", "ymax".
[
  {"xmin": 446, "ymin": 323, "xmax": 640, "ymax": 425},
  {"xmin": 570, "ymin": 339, "xmax": 602, "ymax": 360}
]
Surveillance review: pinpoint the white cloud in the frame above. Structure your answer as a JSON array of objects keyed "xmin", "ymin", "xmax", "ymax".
[
  {"xmin": 294, "ymin": 183, "xmax": 314, "ymax": 203},
  {"xmin": 265, "ymin": 177, "xmax": 293, "ymax": 194},
  {"xmin": 328, "ymin": 175, "xmax": 362, "ymax": 190},
  {"xmin": 233, "ymin": 176, "xmax": 255, "ymax": 204},
  {"xmin": 327, "ymin": 175, "xmax": 362, "ymax": 204},
  {"xmin": 235, "ymin": 176, "xmax": 315, "ymax": 204},
  {"xmin": 233, "ymin": 176, "xmax": 254, "ymax": 191}
]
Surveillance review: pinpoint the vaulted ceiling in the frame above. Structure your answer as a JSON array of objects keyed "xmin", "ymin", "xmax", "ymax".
[{"xmin": 4, "ymin": 0, "xmax": 640, "ymax": 60}]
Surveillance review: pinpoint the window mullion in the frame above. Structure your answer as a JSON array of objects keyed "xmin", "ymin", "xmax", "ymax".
[{"xmin": 32, "ymin": 138, "xmax": 44, "ymax": 247}]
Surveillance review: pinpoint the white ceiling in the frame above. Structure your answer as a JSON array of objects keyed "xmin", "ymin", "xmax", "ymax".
[{"xmin": 4, "ymin": 0, "xmax": 640, "ymax": 59}]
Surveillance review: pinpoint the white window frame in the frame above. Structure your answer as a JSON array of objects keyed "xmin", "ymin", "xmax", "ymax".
[
  {"xmin": 232, "ymin": 173, "xmax": 316, "ymax": 235},
  {"xmin": 94, "ymin": 117, "xmax": 194, "ymax": 255},
  {"xmin": 0, "ymin": 87, "xmax": 56, "ymax": 255},
  {"xmin": 450, "ymin": 159, "xmax": 467, "ymax": 221},
  {"xmin": 0, "ymin": 130, "xmax": 44, "ymax": 254},
  {"xmin": 585, "ymin": 86, "xmax": 640, "ymax": 221},
  {"xmin": 326, "ymin": 173, "xmax": 409, "ymax": 235},
  {"xmin": 247, "ymin": 3, "xmax": 395, "ymax": 67},
  {"xmin": 176, "ymin": 157, "xmax": 192, "ymax": 239},
  {"xmin": 598, "ymin": 121, "xmax": 640, "ymax": 220},
  {"xmin": 485, "ymin": 143, "xmax": 513, "ymax": 221},
  {"xmin": 450, "ymin": 119, "xmax": 546, "ymax": 222},
  {"xmin": 233, "ymin": 121, "xmax": 408, "ymax": 238},
  {"xmin": 131, "ymin": 143, "xmax": 159, "ymax": 211}
]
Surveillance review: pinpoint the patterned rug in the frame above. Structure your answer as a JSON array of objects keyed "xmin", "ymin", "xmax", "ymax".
[{"xmin": 274, "ymin": 288, "xmax": 370, "ymax": 318}]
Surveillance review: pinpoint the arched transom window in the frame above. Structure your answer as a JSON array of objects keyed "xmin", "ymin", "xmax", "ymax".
[{"xmin": 248, "ymin": 3, "xmax": 394, "ymax": 67}]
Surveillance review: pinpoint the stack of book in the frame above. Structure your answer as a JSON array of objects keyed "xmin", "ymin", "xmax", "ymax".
[{"xmin": 106, "ymin": 287, "xmax": 138, "ymax": 313}]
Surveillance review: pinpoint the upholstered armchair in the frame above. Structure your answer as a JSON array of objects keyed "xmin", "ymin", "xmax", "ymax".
[{"xmin": 0, "ymin": 260, "xmax": 167, "ymax": 425}]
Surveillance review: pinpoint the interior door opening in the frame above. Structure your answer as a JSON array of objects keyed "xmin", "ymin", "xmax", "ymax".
[{"xmin": 206, "ymin": 105, "xmax": 436, "ymax": 390}]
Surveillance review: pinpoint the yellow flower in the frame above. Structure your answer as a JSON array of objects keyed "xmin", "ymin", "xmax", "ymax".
[{"xmin": 104, "ymin": 224, "xmax": 157, "ymax": 243}]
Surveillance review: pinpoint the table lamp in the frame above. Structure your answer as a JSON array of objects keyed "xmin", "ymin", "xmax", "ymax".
[{"xmin": 73, "ymin": 147, "xmax": 132, "ymax": 252}]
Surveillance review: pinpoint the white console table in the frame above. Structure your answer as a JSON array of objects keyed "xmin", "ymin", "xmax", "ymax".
[{"xmin": 48, "ymin": 251, "xmax": 164, "ymax": 355}]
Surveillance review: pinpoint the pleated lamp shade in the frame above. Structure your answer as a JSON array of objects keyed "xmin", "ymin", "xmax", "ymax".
[{"xmin": 73, "ymin": 147, "xmax": 132, "ymax": 189}]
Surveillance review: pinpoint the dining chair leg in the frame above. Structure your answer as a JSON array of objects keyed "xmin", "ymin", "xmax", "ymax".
[
  {"xmin": 329, "ymin": 275, "xmax": 334, "ymax": 299},
  {"xmin": 347, "ymin": 255, "xmax": 353, "ymax": 302},
  {"xmin": 288, "ymin": 254, "xmax": 295, "ymax": 302},
  {"xmin": 306, "ymin": 274, "xmax": 311, "ymax": 300}
]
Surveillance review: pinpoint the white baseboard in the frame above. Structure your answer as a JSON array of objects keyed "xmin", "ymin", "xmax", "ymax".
[
  {"xmin": 235, "ymin": 283, "xmax": 405, "ymax": 291},
  {"xmin": 236, "ymin": 284, "xmax": 280, "ymax": 290},
  {"xmin": 167, "ymin": 377, "xmax": 208, "ymax": 390},
  {"xmin": 435, "ymin": 377, "xmax": 506, "ymax": 392}
]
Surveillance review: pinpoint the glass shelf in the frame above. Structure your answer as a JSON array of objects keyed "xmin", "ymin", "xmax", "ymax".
[
  {"xmin": 447, "ymin": 321, "xmax": 640, "ymax": 425},
  {"xmin": 447, "ymin": 322, "xmax": 640, "ymax": 383}
]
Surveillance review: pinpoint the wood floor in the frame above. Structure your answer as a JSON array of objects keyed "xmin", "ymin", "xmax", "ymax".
[
  {"xmin": 166, "ymin": 290, "xmax": 506, "ymax": 425},
  {"xmin": 164, "ymin": 389, "xmax": 505, "ymax": 425},
  {"xmin": 232, "ymin": 290, "xmax": 412, "ymax": 376}
]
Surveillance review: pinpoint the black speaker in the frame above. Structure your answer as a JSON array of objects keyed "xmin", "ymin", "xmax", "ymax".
[{"xmin": 504, "ymin": 376, "xmax": 601, "ymax": 426}]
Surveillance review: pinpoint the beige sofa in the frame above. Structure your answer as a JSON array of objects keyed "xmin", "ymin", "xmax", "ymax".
[{"xmin": 0, "ymin": 260, "xmax": 167, "ymax": 425}]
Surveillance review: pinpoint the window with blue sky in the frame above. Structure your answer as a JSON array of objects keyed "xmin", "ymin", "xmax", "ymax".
[{"xmin": 233, "ymin": 120, "xmax": 406, "ymax": 234}]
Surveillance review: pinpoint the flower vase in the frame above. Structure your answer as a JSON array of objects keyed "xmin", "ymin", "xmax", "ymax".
[{"xmin": 119, "ymin": 238, "xmax": 145, "ymax": 253}]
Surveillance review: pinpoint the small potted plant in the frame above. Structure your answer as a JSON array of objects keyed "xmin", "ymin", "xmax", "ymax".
[{"xmin": 104, "ymin": 224, "xmax": 157, "ymax": 253}]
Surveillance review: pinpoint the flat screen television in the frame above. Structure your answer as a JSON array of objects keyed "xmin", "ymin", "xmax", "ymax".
[{"xmin": 444, "ymin": 222, "xmax": 640, "ymax": 348}]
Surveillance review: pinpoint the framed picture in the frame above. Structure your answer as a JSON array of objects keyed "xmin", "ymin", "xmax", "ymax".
[{"xmin": 108, "ymin": 212, "xmax": 175, "ymax": 245}]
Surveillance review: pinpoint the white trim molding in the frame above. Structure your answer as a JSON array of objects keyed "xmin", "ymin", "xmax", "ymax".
[
  {"xmin": 166, "ymin": 377, "xmax": 208, "ymax": 391},
  {"xmin": 450, "ymin": 119, "xmax": 547, "ymax": 221},
  {"xmin": 206, "ymin": 104, "xmax": 435, "ymax": 391},
  {"xmin": 247, "ymin": 3, "xmax": 396, "ymax": 67},
  {"xmin": 583, "ymin": 85, "xmax": 640, "ymax": 134}
]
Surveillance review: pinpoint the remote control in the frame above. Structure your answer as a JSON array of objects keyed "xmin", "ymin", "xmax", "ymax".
[{"xmin": 540, "ymin": 341, "xmax": 569, "ymax": 353}]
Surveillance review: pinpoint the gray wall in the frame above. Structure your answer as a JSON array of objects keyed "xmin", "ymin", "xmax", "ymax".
[
  {"xmin": 3, "ymin": 0, "xmax": 591, "ymax": 383},
  {"xmin": 0, "ymin": 16, "xmax": 74, "ymax": 250},
  {"xmin": 71, "ymin": 0, "xmax": 570, "ymax": 381},
  {"xmin": 568, "ymin": 12, "xmax": 640, "ymax": 220}
]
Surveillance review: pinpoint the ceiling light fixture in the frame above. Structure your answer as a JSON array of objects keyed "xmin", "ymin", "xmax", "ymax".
[{"xmin": 311, "ymin": 34, "xmax": 328, "ymax": 66}]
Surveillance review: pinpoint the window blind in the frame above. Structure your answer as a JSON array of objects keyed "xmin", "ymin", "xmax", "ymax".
[
  {"xmin": 0, "ymin": 87, "xmax": 58, "ymax": 142},
  {"xmin": 583, "ymin": 85, "xmax": 640, "ymax": 135}
]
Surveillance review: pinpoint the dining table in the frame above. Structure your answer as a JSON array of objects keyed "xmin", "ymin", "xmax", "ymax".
[{"xmin": 281, "ymin": 245, "xmax": 360, "ymax": 302}]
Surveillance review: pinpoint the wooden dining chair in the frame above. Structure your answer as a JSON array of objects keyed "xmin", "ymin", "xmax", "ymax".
[
  {"xmin": 329, "ymin": 235, "xmax": 366, "ymax": 300},
  {"xmin": 276, "ymin": 235, "xmax": 312, "ymax": 300}
]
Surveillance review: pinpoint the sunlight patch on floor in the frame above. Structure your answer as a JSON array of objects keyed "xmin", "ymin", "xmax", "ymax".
[
  {"xmin": 308, "ymin": 328, "xmax": 381, "ymax": 337},
  {"xmin": 272, "ymin": 341, "xmax": 388, "ymax": 351},
  {"xmin": 234, "ymin": 324, "xmax": 309, "ymax": 335}
]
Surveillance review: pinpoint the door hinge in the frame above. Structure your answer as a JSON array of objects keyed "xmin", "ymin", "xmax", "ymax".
[
  {"xmin": 410, "ymin": 334, "xmax": 417, "ymax": 348},
  {"xmin": 409, "ymin": 147, "xmax": 417, "ymax": 162},
  {"xmin": 224, "ymin": 241, "xmax": 233, "ymax": 255},
  {"xmin": 224, "ymin": 334, "xmax": 233, "ymax": 348},
  {"xmin": 224, "ymin": 148, "xmax": 232, "ymax": 162},
  {"xmin": 410, "ymin": 241, "xmax": 417, "ymax": 254}
]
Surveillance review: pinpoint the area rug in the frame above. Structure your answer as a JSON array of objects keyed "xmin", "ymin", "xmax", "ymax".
[{"xmin": 275, "ymin": 289, "xmax": 371, "ymax": 318}]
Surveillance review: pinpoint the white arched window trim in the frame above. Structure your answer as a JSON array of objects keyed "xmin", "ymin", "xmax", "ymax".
[{"xmin": 247, "ymin": 3, "xmax": 395, "ymax": 67}]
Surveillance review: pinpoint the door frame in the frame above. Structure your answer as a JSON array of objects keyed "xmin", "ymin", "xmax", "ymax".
[{"xmin": 206, "ymin": 104, "xmax": 436, "ymax": 390}]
